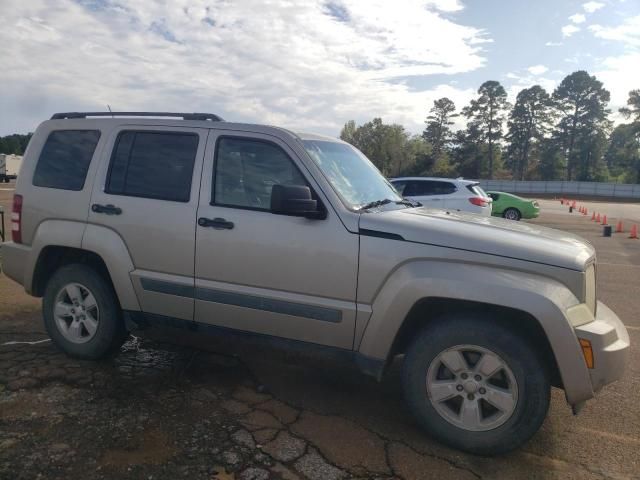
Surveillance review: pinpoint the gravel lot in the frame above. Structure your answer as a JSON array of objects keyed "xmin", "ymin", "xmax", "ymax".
[{"xmin": 1, "ymin": 185, "xmax": 638, "ymax": 480}]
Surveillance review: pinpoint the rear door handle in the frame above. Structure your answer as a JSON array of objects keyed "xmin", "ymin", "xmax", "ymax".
[
  {"xmin": 91, "ymin": 204, "xmax": 122, "ymax": 215},
  {"xmin": 198, "ymin": 217, "xmax": 234, "ymax": 230}
]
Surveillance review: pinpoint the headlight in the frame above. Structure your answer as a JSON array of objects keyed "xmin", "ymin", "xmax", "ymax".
[{"xmin": 585, "ymin": 264, "xmax": 596, "ymax": 315}]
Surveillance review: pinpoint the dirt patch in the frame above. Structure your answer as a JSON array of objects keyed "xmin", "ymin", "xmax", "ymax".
[{"xmin": 99, "ymin": 426, "xmax": 177, "ymax": 468}]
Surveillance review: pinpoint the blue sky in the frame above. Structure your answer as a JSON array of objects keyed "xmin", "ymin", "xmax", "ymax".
[{"xmin": 1, "ymin": 0, "xmax": 639, "ymax": 136}]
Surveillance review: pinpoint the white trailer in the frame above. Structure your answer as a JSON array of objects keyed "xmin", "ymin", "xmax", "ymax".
[{"xmin": 0, "ymin": 154, "xmax": 17, "ymax": 182}]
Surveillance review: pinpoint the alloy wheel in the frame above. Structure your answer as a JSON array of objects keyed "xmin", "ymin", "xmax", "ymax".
[
  {"xmin": 53, "ymin": 283, "xmax": 100, "ymax": 344},
  {"xmin": 426, "ymin": 344, "xmax": 518, "ymax": 431}
]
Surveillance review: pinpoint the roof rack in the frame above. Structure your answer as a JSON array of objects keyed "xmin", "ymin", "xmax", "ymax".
[{"xmin": 51, "ymin": 112, "xmax": 224, "ymax": 121}]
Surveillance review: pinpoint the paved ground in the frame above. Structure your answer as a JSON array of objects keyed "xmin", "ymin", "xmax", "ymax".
[
  {"xmin": 540, "ymin": 197, "xmax": 640, "ymax": 225},
  {"xmin": 1, "ymin": 186, "xmax": 639, "ymax": 480}
]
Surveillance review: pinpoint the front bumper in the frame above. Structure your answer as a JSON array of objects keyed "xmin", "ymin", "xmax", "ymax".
[
  {"xmin": 527, "ymin": 208, "xmax": 540, "ymax": 219},
  {"xmin": 573, "ymin": 301, "xmax": 630, "ymax": 394}
]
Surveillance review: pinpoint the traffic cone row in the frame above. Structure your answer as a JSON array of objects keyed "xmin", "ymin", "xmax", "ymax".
[{"xmin": 564, "ymin": 199, "xmax": 638, "ymax": 239}]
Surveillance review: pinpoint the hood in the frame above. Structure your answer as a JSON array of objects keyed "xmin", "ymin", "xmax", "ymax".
[{"xmin": 359, "ymin": 207, "xmax": 595, "ymax": 271}]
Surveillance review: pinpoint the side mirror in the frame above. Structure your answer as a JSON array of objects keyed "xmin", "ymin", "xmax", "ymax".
[{"xmin": 271, "ymin": 184, "xmax": 324, "ymax": 219}]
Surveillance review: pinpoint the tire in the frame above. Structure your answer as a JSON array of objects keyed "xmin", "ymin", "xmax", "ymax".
[
  {"xmin": 503, "ymin": 208, "xmax": 521, "ymax": 221},
  {"xmin": 402, "ymin": 314, "xmax": 550, "ymax": 455},
  {"xmin": 43, "ymin": 264, "xmax": 126, "ymax": 359}
]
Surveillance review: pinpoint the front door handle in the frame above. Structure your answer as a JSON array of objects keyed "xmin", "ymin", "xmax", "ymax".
[
  {"xmin": 198, "ymin": 217, "xmax": 234, "ymax": 230},
  {"xmin": 92, "ymin": 204, "xmax": 122, "ymax": 215}
]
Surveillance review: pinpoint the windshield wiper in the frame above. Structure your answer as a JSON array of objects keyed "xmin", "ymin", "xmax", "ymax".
[
  {"xmin": 358, "ymin": 198, "xmax": 393, "ymax": 210},
  {"xmin": 397, "ymin": 198, "xmax": 422, "ymax": 207}
]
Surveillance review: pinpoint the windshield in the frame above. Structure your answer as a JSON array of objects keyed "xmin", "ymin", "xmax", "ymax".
[{"xmin": 302, "ymin": 140, "xmax": 402, "ymax": 210}]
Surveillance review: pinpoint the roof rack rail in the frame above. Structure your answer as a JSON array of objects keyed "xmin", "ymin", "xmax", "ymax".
[{"xmin": 50, "ymin": 112, "xmax": 224, "ymax": 121}]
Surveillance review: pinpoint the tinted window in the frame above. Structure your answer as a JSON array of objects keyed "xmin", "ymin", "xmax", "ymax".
[
  {"xmin": 33, "ymin": 130, "xmax": 101, "ymax": 190},
  {"xmin": 405, "ymin": 181, "xmax": 435, "ymax": 196},
  {"xmin": 432, "ymin": 181, "xmax": 456, "ymax": 195},
  {"xmin": 405, "ymin": 180, "xmax": 456, "ymax": 196},
  {"xmin": 391, "ymin": 180, "xmax": 407, "ymax": 194},
  {"xmin": 107, "ymin": 131, "xmax": 199, "ymax": 202},
  {"xmin": 214, "ymin": 137, "xmax": 307, "ymax": 210},
  {"xmin": 489, "ymin": 193, "xmax": 499, "ymax": 201}
]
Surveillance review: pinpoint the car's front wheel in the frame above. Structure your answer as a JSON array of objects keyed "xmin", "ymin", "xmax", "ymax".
[
  {"xmin": 503, "ymin": 208, "xmax": 521, "ymax": 221},
  {"xmin": 402, "ymin": 314, "xmax": 550, "ymax": 455},
  {"xmin": 43, "ymin": 264, "xmax": 126, "ymax": 359}
]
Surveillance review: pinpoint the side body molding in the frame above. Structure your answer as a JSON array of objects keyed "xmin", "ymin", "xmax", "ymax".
[
  {"xmin": 82, "ymin": 224, "xmax": 141, "ymax": 311},
  {"xmin": 357, "ymin": 260, "xmax": 595, "ymax": 405}
]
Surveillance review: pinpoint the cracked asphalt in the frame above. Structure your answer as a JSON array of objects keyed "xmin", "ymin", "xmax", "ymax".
[{"xmin": 1, "ymin": 186, "xmax": 639, "ymax": 480}]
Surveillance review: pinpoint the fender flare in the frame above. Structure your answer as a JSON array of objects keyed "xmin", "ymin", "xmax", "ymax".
[
  {"xmin": 82, "ymin": 224, "xmax": 140, "ymax": 311},
  {"xmin": 25, "ymin": 221, "xmax": 141, "ymax": 312},
  {"xmin": 23, "ymin": 220, "xmax": 86, "ymax": 294},
  {"xmin": 357, "ymin": 260, "xmax": 594, "ymax": 405}
]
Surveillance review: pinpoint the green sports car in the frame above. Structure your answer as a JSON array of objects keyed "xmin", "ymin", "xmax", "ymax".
[{"xmin": 487, "ymin": 191, "xmax": 540, "ymax": 221}]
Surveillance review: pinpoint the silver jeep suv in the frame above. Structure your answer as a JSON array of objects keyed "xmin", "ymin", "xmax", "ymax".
[{"xmin": 2, "ymin": 112, "xmax": 629, "ymax": 455}]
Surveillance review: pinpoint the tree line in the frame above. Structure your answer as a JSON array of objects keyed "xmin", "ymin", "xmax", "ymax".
[
  {"xmin": 340, "ymin": 71, "xmax": 640, "ymax": 183},
  {"xmin": 0, "ymin": 133, "xmax": 32, "ymax": 156}
]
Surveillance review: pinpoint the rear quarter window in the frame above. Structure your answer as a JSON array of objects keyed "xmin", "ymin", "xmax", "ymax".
[
  {"xmin": 433, "ymin": 181, "xmax": 456, "ymax": 195},
  {"xmin": 32, "ymin": 130, "xmax": 101, "ymax": 191}
]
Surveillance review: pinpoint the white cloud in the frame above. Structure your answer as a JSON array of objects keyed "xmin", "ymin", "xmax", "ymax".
[
  {"xmin": 425, "ymin": 0, "xmax": 464, "ymax": 12},
  {"xmin": 595, "ymin": 52, "xmax": 640, "ymax": 123},
  {"xmin": 527, "ymin": 65, "xmax": 549, "ymax": 75},
  {"xmin": 583, "ymin": 1, "xmax": 605, "ymax": 13},
  {"xmin": 545, "ymin": 41, "xmax": 563, "ymax": 46},
  {"xmin": 0, "ymin": 0, "xmax": 490, "ymax": 136},
  {"xmin": 562, "ymin": 24, "xmax": 580, "ymax": 37},
  {"xmin": 569, "ymin": 13, "xmax": 586, "ymax": 24},
  {"xmin": 589, "ymin": 15, "xmax": 640, "ymax": 47}
]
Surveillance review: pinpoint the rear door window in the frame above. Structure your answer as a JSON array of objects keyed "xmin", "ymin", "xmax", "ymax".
[
  {"xmin": 33, "ymin": 130, "xmax": 101, "ymax": 190},
  {"xmin": 432, "ymin": 181, "xmax": 456, "ymax": 195},
  {"xmin": 405, "ymin": 181, "xmax": 432, "ymax": 196},
  {"xmin": 106, "ymin": 131, "xmax": 199, "ymax": 202}
]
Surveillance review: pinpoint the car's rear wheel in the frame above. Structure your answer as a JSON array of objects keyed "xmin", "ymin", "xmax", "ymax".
[
  {"xmin": 503, "ymin": 208, "xmax": 521, "ymax": 221},
  {"xmin": 43, "ymin": 264, "xmax": 126, "ymax": 359},
  {"xmin": 402, "ymin": 314, "xmax": 550, "ymax": 455}
]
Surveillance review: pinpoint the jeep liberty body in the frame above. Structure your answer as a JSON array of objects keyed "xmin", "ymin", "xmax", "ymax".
[{"xmin": 2, "ymin": 112, "xmax": 629, "ymax": 454}]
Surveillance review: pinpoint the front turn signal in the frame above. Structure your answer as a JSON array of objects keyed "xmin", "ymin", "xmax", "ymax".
[{"xmin": 579, "ymin": 339, "xmax": 594, "ymax": 369}]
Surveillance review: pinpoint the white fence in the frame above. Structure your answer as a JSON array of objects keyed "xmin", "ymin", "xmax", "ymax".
[{"xmin": 478, "ymin": 180, "xmax": 640, "ymax": 199}]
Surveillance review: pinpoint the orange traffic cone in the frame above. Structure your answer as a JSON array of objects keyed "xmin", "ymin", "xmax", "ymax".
[
  {"xmin": 596, "ymin": 213, "xmax": 601, "ymax": 223},
  {"xmin": 591, "ymin": 212, "xmax": 596, "ymax": 221},
  {"xmin": 630, "ymin": 225, "xmax": 638, "ymax": 239},
  {"xmin": 602, "ymin": 215, "xmax": 607, "ymax": 225},
  {"xmin": 616, "ymin": 221, "xmax": 624, "ymax": 233},
  {"xmin": 583, "ymin": 208, "xmax": 588, "ymax": 215},
  {"xmin": 572, "ymin": 200, "xmax": 577, "ymax": 209}
]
